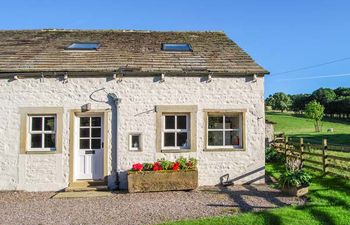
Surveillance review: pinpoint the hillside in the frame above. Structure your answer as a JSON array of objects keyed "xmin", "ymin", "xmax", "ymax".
[{"xmin": 266, "ymin": 112, "xmax": 350, "ymax": 146}]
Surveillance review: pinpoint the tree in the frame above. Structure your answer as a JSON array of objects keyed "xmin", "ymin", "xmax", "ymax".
[
  {"xmin": 334, "ymin": 87, "xmax": 350, "ymax": 97},
  {"xmin": 305, "ymin": 101, "xmax": 325, "ymax": 132},
  {"xmin": 290, "ymin": 94, "xmax": 311, "ymax": 113},
  {"xmin": 311, "ymin": 88, "xmax": 336, "ymax": 106},
  {"xmin": 265, "ymin": 92, "xmax": 291, "ymax": 112}
]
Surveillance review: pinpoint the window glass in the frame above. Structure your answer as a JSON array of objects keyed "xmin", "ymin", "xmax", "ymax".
[
  {"xmin": 177, "ymin": 132, "xmax": 188, "ymax": 147},
  {"xmin": 91, "ymin": 139, "xmax": 101, "ymax": 149},
  {"xmin": 31, "ymin": 117, "xmax": 42, "ymax": 131},
  {"xmin": 129, "ymin": 134, "xmax": 142, "ymax": 151},
  {"xmin": 208, "ymin": 116, "xmax": 223, "ymax": 129},
  {"xmin": 31, "ymin": 134, "xmax": 42, "ymax": 148},
  {"xmin": 80, "ymin": 128, "xmax": 90, "ymax": 138},
  {"xmin": 29, "ymin": 115, "xmax": 56, "ymax": 150},
  {"xmin": 44, "ymin": 134, "xmax": 55, "ymax": 148},
  {"xmin": 131, "ymin": 135, "xmax": 140, "ymax": 148},
  {"xmin": 162, "ymin": 114, "xmax": 190, "ymax": 149},
  {"xmin": 177, "ymin": 116, "xmax": 187, "ymax": 129},
  {"xmin": 91, "ymin": 117, "xmax": 101, "ymax": 127},
  {"xmin": 80, "ymin": 139, "xmax": 90, "ymax": 149},
  {"xmin": 162, "ymin": 43, "xmax": 192, "ymax": 51},
  {"xmin": 225, "ymin": 116, "xmax": 239, "ymax": 129},
  {"xmin": 91, "ymin": 128, "xmax": 101, "ymax": 137},
  {"xmin": 165, "ymin": 116, "xmax": 175, "ymax": 129},
  {"xmin": 44, "ymin": 117, "xmax": 55, "ymax": 131},
  {"xmin": 67, "ymin": 42, "xmax": 100, "ymax": 50},
  {"xmin": 80, "ymin": 117, "xmax": 90, "ymax": 127},
  {"xmin": 164, "ymin": 132, "xmax": 175, "ymax": 146},
  {"xmin": 208, "ymin": 131, "xmax": 223, "ymax": 146},
  {"xmin": 207, "ymin": 113, "xmax": 243, "ymax": 148}
]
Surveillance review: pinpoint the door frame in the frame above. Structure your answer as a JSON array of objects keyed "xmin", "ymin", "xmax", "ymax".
[{"xmin": 69, "ymin": 109, "xmax": 110, "ymax": 184}]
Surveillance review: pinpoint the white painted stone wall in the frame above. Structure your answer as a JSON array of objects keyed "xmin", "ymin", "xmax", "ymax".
[{"xmin": 0, "ymin": 75, "xmax": 265, "ymax": 191}]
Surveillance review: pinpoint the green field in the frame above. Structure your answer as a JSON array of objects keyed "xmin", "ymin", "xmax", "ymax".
[
  {"xmin": 161, "ymin": 163, "xmax": 350, "ymax": 225},
  {"xmin": 266, "ymin": 112, "xmax": 350, "ymax": 146}
]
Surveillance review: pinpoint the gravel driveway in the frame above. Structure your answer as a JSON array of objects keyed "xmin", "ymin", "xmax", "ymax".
[{"xmin": 0, "ymin": 185, "xmax": 305, "ymax": 225}]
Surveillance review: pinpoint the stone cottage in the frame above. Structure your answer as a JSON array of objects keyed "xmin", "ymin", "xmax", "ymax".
[{"xmin": 0, "ymin": 30, "xmax": 268, "ymax": 191}]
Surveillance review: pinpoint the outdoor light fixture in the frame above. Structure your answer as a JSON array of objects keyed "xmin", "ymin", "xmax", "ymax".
[
  {"xmin": 81, "ymin": 103, "xmax": 91, "ymax": 112},
  {"xmin": 207, "ymin": 73, "xmax": 213, "ymax": 83},
  {"xmin": 160, "ymin": 73, "xmax": 165, "ymax": 82},
  {"xmin": 253, "ymin": 74, "xmax": 257, "ymax": 82},
  {"xmin": 63, "ymin": 73, "xmax": 68, "ymax": 83}
]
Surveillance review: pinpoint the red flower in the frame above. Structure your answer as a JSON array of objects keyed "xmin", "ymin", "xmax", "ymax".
[
  {"xmin": 153, "ymin": 162, "xmax": 163, "ymax": 171},
  {"xmin": 172, "ymin": 162, "xmax": 180, "ymax": 171},
  {"xmin": 132, "ymin": 163, "xmax": 143, "ymax": 171}
]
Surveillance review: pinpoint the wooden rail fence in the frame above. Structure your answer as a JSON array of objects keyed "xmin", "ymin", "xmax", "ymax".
[{"xmin": 272, "ymin": 135, "xmax": 350, "ymax": 178}]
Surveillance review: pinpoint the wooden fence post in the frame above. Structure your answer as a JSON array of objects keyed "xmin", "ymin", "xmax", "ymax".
[
  {"xmin": 300, "ymin": 138, "xmax": 304, "ymax": 169},
  {"xmin": 285, "ymin": 136, "xmax": 288, "ymax": 161},
  {"xmin": 322, "ymin": 139, "xmax": 328, "ymax": 174}
]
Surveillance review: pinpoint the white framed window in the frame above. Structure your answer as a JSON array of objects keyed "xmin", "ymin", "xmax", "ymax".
[
  {"xmin": 162, "ymin": 114, "xmax": 190, "ymax": 150},
  {"xmin": 129, "ymin": 133, "xmax": 142, "ymax": 151},
  {"xmin": 28, "ymin": 115, "xmax": 56, "ymax": 151},
  {"xmin": 207, "ymin": 113, "xmax": 243, "ymax": 149}
]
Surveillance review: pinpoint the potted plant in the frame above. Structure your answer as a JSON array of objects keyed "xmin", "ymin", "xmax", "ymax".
[
  {"xmin": 127, "ymin": 157, "xmax": 198, "ymax": 193},
  {"xmin": 279, "ymin": 169, "xmax": 311, "ymax": 196}
]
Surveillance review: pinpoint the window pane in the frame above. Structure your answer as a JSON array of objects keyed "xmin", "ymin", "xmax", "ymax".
[
  {"xmin": 162, "ymin": 43, "xmax": 192, "ymax": 51},
  {"xmin": 208, "ymin": 116, "xmax": 223, "ymax": 129},
  {"xmin": 80, "ymin": 139, "xmax": 90, "ymax": 149},
  {"xmin": 177, "ymin": 132, "xmax": 188, "ymax": 147},
  {"xmin": 225, "ymin": 131, "xmax": 241, "ymax": 146},
  {"xmin": 165, "ymin": 116, "xmax": 175, "ymax": 129},
  {"xmin": 31, "ymin": 134, "xmax": 42, "ymax": 148},
  {"xmin": 44, "ymin": 117, "xmax": 55, "ymax": 131},
  {"xmin": 80, "ymin": 128, "xmax": 90, "ymax": 138},
  {"xmin": 131, "ymin": 135, "xmax": 140, "ymax": 148},
  {"xmin": 208, "ymin": 131, "xmax": 223, "ymax": 146},
  {"xmin": 80, "ymin": 117, "xmax": 90, "ymax": 127},
  {"xmin": 225, "ymin": 116, "xmax": 240, "ymax": 129},
  {"xmin": 44, "ymin": 134, "xmax": 56, "ymax": 148},
  {"xmin": 31, "ymin": 117, "xmax": 42, "ymax": 131},
  {"xmin": 164, "ymin": 132, "xmax": 175, "ymax": 146},
  {"xmin": 67, "ymin": 42, "xmax": 100, "ymax": 50},
  {"xmin": 91, "ymin": 117, "xmax": 101, "ymax": 126},
  {"xmin": 91, "ymin": 139, "xmax": 101, "ymax": 149},
  {"xmin": 177, "ymin": 116, "xmax": 187, "ymax": 129},
  {"xmin": 91, "ymin": 128, "xmax": 101, "ymax": 137}
]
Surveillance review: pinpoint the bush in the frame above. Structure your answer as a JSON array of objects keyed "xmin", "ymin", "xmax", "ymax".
[
  {"xmin": 265, "ymin": 147, "xmax": 284, "ymax": 163},
  {"xmin": 279, "ymin": 169, "xmax": 312, "ymax": 188}
]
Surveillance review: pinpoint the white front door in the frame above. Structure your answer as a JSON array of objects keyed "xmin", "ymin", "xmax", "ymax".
[{"xmin": 76, "ymin": 115, "xmax": 104, "ymax": 180}]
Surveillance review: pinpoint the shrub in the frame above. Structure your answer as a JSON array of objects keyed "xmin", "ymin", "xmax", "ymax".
[
  {"xmin": 265, "ymin": 147, "xmax": 284, "ymax": 163},
  {"xmin": 279, "ymin": 169, "xmax": 312, "ymax": 188}
]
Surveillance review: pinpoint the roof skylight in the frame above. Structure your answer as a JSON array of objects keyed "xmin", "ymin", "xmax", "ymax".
[
  {"xmin": 161, "ymin": 43, "xmax": 192, "ymax": 52},
  {"xmin": 66, "ymin": 42, "xmax": 100, "ymax": 50}
]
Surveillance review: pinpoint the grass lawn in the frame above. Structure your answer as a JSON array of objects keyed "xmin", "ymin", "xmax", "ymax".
[
  {"xmin": 160, "ymin": 163, "xmax": 350, "ymax": 225},
  {"xmin": 266, "ymin": 112, "xmax": 350, "ymax": 146}
]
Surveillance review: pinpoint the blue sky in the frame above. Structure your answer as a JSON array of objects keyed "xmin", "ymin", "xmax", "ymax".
[{"xmin": 1, "ymin": 0, "xmax": 349, "ymax": 97}]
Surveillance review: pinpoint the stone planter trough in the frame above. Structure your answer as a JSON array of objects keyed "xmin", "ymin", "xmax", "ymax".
[{"xmin": 127, "ymin": 170, "xmax": 198, "ymax": 193}]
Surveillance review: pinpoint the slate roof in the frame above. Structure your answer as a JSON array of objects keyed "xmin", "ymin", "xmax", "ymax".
[{"xmin": 0, "ymin": 29, "xmax": 268, "ymax": 76}]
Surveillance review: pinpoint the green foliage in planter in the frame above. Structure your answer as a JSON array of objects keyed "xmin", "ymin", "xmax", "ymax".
[
  {"xmin": 176, "ymin": 157, "xmax": 198, "ymax": 170},
  {"xmin": 142, "ymin": 163, "xmax": 153, "ymax": 171},
  {"xmin": 158, "ymin": 158, "xmax": 173, "ymax": 170},
  {"xmin": 279, "ymin": 169, "xmax": 312, "ymax": 188}
]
